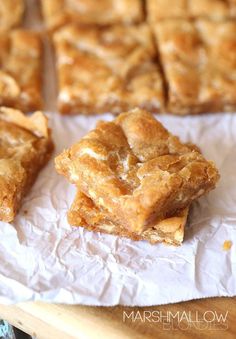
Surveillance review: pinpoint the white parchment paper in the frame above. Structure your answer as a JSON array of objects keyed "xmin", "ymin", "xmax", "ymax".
[{"xmin": 0, "ymin": 0, "xmax": 235, "ymax": 306}]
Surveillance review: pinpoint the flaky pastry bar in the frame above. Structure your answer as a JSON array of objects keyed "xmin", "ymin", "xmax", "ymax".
[
  {"xmin": 53, "ymin": 24, "xmax": 164, "ymax": 115},
  {"xmin": 147, "ymin": 0, "xmax": 236, "ymax": 21},
  {"xmin": 55, "ymin": 109, "xmax": 219, "ymax": 234},
  {"xmin": 0, "ymin": 107, "xmax": 54, "ymax": 222},
  {"xmin": 41, "ymin": 0, "xmax": 143, "ymax": 31},
  {"xmin": 0, "ymin": 0, "xmax": 24, "ymax": 31},
  {"xmin": 0, "ymin": 30, "xmax": 43, "ymax": 112},
  {"xmin": 154, "ymin": 19, "xmax": 236, "ymax": 114},
  {"xmin": 68, "ymin": 191, "xmax": 189, "ymax": 246}
]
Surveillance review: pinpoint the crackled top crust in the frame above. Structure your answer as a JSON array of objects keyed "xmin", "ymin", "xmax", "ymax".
[
  {"xmin": 154, "ymin": 19, "xmax": 236, "ymax": 114},
  {"xmin": 53, "ymin": 24, "xmax": 164, "ymax": 115},
  {"xmin": 0, "ymin": 0, "xmax": 24, "ymax": 31},
  {"xmin": 55, "ymin": 109, "xmax": 219, "ymax": 233},
  {"xmin": 0, "ymin": 30, "xmax": 43, "ymax": 113},
  {"xmin": 68, "ymin": 191, "xmax": 189, "ymax": 245},
  {"xmin": 41, "ymin": 0, "xmax": 143, "ymax": 31},
  {"xmin": 54, "ymin": 25, "xmax": 164, "ymax": 114},
  {"xmin": 0, "ymin": 107, "xmax": 53, "ymax": 222},
  {"xmin": 147, "ymin": 0, "xmax": 236, "ymax": 21}
]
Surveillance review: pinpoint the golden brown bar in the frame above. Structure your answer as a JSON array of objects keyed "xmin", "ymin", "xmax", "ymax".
[
  {"xmin": 55, "ymin": 109, "xmax": 219, "ymax": 234},
  {"xmin": 53, "ymin": 24, "xmax": 164, "ymax": 115},
  {"xmin": 153, "ymin": 19, "xmax": 236, "ymax": 114},
  {"xmin": 0, "ymin": 107, "xmax": 54, "ymax": 222},
  {"xmin": 0, "ymin": 30, "xmax": 43, "ymax": 112}
]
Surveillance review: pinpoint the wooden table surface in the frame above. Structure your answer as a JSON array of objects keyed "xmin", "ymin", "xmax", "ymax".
[{"xmin": 0, "ymin": 297, "xmax": 235, "ymax": 339}]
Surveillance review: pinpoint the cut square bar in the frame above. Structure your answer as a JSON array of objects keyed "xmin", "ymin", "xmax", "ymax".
[
  {"xmin": 55, "ymin": 109, "xmax": 219, "ymax": 233},
  {"xmin": 53, "ymin": 24, "xmax": 165, "ymax": 115},
  {"xmin": 0, "ymin": 107, "xmax": 54, "ymax": 222},
  {"xmin": 0, "ymin": 30, "xmax": 43, "ymax": 112},
  {"xmin": 153, "ymin": 19, "xmax": 236, "ymax": 114}
]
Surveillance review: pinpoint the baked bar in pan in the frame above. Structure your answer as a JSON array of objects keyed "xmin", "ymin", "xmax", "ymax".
[
  {"xmin": 0, "ymin": 30, "xmax": 43, "ymax": 112},
  {"xmin": 41, "ymin": 0, "xmax": 143, "ymax": 31},
  {"xmin": 0, "ymin": 0, "xmax": 24, "ymax": 31},
  {"xmin": 154, "ymin": 19, "xmax": 236, "ymax": 114},
  {"xmin": 53, "ymin": 24, "xmax": 164, "ymax": 115},
  {"xmin": 68, "ymin": 191, "xmax": 189, "ymax": 246},
  {"xmin": 0, "ymin": 107, "xmax": 54, "ymax": 222},
  {"xmin": 55, "ymin": 109, "xmax": 219, "ymax": 234},
  {"xmin": 147, "ymin": 0, "xmax": 236, "ymax": 21}
]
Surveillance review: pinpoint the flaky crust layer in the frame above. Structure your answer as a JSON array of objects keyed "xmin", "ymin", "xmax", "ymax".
[
  {"xmin": 41, "ymin": 0, "xmax": 144, "ymax": 31},
  {"xmin": 0, "ymin": 106, "xmax": 49, "ymax": 138},
  {"xmin": 0, "ymin": 30, "xmax": 43, "ymax": 113},
  {"xmin": 153, "ymin": 19, "xmax": 236, "ymax": 114},
  {"xmin": 55, "ymin": 109, "xmax": 219, "ymax": 233},
  {"xmin": 0, "ymin": 107, "xmax": 54, "ymax": 222},
  {"xmin": 0, "ymin": 0, "xmax": 24, "ymax": 31},
  {"xmin": 53, "ymin": 24, "xmax": 164, "ymax": 115},
  {"xmin": 68, "ymin": 191, "xmax": 188, "ymax": 246}
]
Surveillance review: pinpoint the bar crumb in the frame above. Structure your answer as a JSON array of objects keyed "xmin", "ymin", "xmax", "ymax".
[{"xmin": 223, "ymin": 240, "xmax": 232, "ymax": 251}]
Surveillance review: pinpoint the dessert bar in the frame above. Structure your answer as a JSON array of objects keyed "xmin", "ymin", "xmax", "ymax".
[
  {"xmin": 53, "ymin": 24, "xmax": 164, "ymax": 115},
  {"xmin": 0, "ymin": 30, "xmax": 43, "ymax": 112},
  {"xmin": 0, "ymin": 107, "xmax": 53, "ymax": 222},
  {"xmin": 55, "ymin": 109, "xmax": 219, "ymax": 233},
  {"xmin": 154, "ymin": 19, "xmax": 236, "ymax": 114}
]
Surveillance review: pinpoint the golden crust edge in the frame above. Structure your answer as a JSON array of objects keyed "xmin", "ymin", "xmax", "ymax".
[{"xmin": 0, "ymin": 107, "xmax": 50, "ymax": 138}]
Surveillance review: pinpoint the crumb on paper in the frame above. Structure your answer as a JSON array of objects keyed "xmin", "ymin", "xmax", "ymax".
[
  {"xmin": 23, "ymin": 210, "xmax": 28, "ymax": 215},
  {"xmin": 223, "ymin": 240, "xmax": 232, "ymax": 251}
]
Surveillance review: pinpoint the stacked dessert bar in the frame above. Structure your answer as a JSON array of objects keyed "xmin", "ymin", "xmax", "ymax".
[{"xmin": 55, "ymin": 109, "xmax": 219, "ymax": 245}]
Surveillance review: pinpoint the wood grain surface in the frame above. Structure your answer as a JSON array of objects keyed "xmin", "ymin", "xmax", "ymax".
[{"xmin": 0, "ymin": 298, "xmax": 235, "ymax": 339}]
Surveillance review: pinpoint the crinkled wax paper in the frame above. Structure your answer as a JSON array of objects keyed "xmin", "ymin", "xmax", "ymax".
[{"xmin": 0, "ymin": 0, "xmax": 235, "ymax": 306}]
